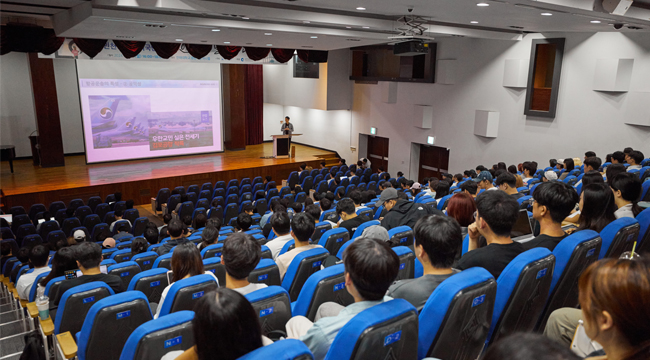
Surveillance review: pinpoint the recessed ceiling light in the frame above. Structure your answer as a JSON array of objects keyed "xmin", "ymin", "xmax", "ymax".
[
  {"xmin": 175, "ymin": 39, "xmax": 183, "ymax": 41},
  {"xmin": 362, "ymin": 26, "xmax": 370, "ymax": 29},
  {"xmin": 242, "ymin": 17, "xmax": 249, "ymax": 20},
  {"xmin": 211, "ymin": 29, "xmax": 220, "ymax": 32},
  {"xmin": 541, "ymin": 12, "xmax": 553, "ymax": 16},
  {"xmin": 356, "ymin": 7, "xmax": 366, "ymax": 10},
  {"xmin": 477, "ymin": 3, "xmax": 489, "ymax": 7},
  {"xmin": 303, "ymin": 20, "xmax": 310, "ymax": 23},
  {"xmin": 310, "ymin": 36, "xmax": 318, "ymax": 38},
  {"xmin": 346, "ymin": 26, "xmax": 352, "ymax": 28},
  {"xmin": 471, "ymin": 21, "xmax": 479, "ymax": 24},
  {"xmin": 264, "ymin": 33, "xmax": 272, "ymax": 35},
  {"xmin": 224, "ymin": 41, "xmax": 230, "ymax": 44},
  {"xmin": 266, "ymin": 44, "xmax": 272, "ymax": 46},
  {"xmin": 590, "ymin": 20, "xmax": 601, "ymax": 23}
]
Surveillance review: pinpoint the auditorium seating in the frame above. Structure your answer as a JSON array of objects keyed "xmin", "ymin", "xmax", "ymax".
[
  {"xmin": 291, "ymin": 264, "xmax": 354, "ymax": 321},
  {"xmin": 156, "ymin": 274, "xmax": 218, "ymax": 318},
  {"xmin": 120, "ymin": 311, "xmax": 195, "ymax": 360},
  {"xmin": 598, "ymin": 217, "xmax": 640, "ymax": 259},
  {"xmin": 281, "ymin": 248, "xmax": 330, "ymax": 301},
  {"xmin": 249, "ymin": 258, "xmax": 282, "ymax": 287},
  {"xmin": 55, "ymin": 282, "xmax": 116, "ymax": 336},
  {"xmin": 245, "ymin": 286, "xmax": 292, "ymax": 338}
]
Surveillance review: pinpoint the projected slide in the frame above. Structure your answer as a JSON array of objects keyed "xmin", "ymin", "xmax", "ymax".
[{"xmin": 79, "ymin": 79, "xmax": 222, "ymax": 163}]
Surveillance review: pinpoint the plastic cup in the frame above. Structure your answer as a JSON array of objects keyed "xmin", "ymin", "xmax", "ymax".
[{"xmin": 36, "ymin": 296, "xmax": 49, "ymax": 320}]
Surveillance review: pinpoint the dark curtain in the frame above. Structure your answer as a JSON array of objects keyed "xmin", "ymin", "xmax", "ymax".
[
  {"xmin": 113, "ymin": 40, "xmax": 146, "ymax": 59},
  {"xmin": 271, "ymin": 48, "xmax": 295, "ymax": 63},
  {"xmin": 216, "ymin": 45, "xmax": 241, "ymax": 60},
  {"xmin": 185, "ymin": 44, "xmax": 213, "ymax": 59},
  {"xmin": 244, "ymin": 65, "xmax": 264, "ymax": 145},
  {"xmin": 244, "ymin": 47, "xmax": 270, "ymax": 61},
  {"xmin": 297, "ymin": 49, "xmax": 328, "ymax": 63},
  {"xmin": 0, "ymin": 25, "xmax": 64, "ymax": 55},
  {"xmin": 73, "ymin": 38, "xmax": 107, "ymax": 58},
  {"xmin": 150, "ymin": 42, "xmax": 180, "ymax": 59},
  {"xmin": 297, "ymin": 50, "xmax": 310, "ymax": 63}
]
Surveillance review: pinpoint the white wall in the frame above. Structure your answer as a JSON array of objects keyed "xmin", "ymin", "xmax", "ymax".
[{"xmin": 0, "ymin": 53, "xmax": 38, "ymax": 157}]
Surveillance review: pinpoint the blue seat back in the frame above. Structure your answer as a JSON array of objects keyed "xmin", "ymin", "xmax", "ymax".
[
  {"xmin": 132, "ymin": 251, "xmax": 158, "ymax": 271},
  {"xmin": 392, "ymin": 246, "xmax": 415, "ymax": 281},
  {"xmin": 245, "ymin": 286, "xmax": 292, "ymax": 338},
  {"xmin": 355, "ymin": 207, "xmax": 372, "ymax": 218},
  {"xmin": 319, "ymin": 209, "xmax": 339, "ymax": 223},
  {"xmin": 311, "ymin": 222, "xmax": 333, "ymax": 243},
  {"xmin": 157, "ymin": 274, "xmax": 218, "ymax": 317},
  {"xmin": 418, "ymin": 268, "xmax": 496, "ymax": 360},
  {"xmin": 108, "ymin": 261, "xmax": 142, "ymax": 289},
  {"xmin": 29, "ymin": 270, "xmax": 51, "ymax": 302},
  {"xmin": 636, "ymin": 208, "xmax": 650, "ymax": 254},
  {"xmin": 351, "ymin": 220, "xmax": 380, "ymax": 240},
  {"xmin": 248, "ymin": 258, "xmax": 281, "ymax": 287},
  {"xmin": 324, "ymin": 299, "xmax": 418, "ymax": 360},
  {"xmin": 200, "ymin": 243, "xmax": 224, "ymax": 259},
  {"xmin": 437, "ymin": 194, "xmax": 454, "ymax": 211},
  {"xmin": 281, "ymin": 248, "xmax": 330, "ymax": 301},
  {"xmin": 153, "ymin": 188, "xmax": 170, "ymax": 212},
  {"xmin": 599, "ymin": 217, "xmax": 640, "ymax": 259},
  {"xmin": 388, "ymin": 226, "xmax": 414, "ymax": 247},
  {"xmin": 55, "ymin": 281, "xmax": 115, "ymax": 335},
  {"xmin": 202, "ymin": 258, "xmax": 226, "ymax": 286},
  {"xmin": 153, "ymin": 253, "xmax": 173, "ymax": 270},
  {"xmin": 119, "ymin": 311, "xmax": 195, "ymax": 360},
  {"xmin": 111, "ymin": 248, "xmax": 133, "ymax": 263},
  {"xmin": 291, "ymin": 264, "xmax": 354, "ymax": 321},
  {"xmin": 238, "ymin": 339, "xmax": 313, "ymax": 360},
  {"xmin": 127, "ymin": 268, "xmax": 170, "ymax": 304}
]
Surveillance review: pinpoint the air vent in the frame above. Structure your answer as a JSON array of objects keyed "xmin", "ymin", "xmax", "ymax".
[
  {"xmin": 144, "ymin": 24, "xmax": 166, "ymax": 28},
  {"xmin": 346, "ymin": 38, "xmax": 361, "ymax": 41},
  {"xmin": 115, "ymin": 35, "xmax": 135, "ymax": 39},
  {"xmin": 509, "ymin": 25, "xmax": 524, "ymax": 29},
  {"xmin": 302, "ymin": 46, "xmax": 314, "ymax": 48}
]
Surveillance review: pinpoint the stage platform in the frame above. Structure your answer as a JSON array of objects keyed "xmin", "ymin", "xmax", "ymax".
[{"xmin": 1, "ymin": 143, "xmax": 339, "ymax": 210}]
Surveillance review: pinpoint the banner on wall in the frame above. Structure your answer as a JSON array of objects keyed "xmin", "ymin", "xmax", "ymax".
[{"xmin": 45, "ymin": 39, "xmax": 286, "ymax": 65}]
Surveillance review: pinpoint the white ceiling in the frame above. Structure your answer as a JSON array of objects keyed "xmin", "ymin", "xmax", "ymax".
[{"xmin": 1, "ymin": 0, "xmax": 650, "ymax": 50}]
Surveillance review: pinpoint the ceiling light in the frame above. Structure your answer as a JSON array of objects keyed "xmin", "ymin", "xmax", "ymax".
[
  {"xmin": 471, "ymin": 21, "xmax": 479, "ymax": 24},
  {"xmin": 477, "ymin": 3, "xmax": 489, "ymax": 7},
  {"xmin": 591, "ymin": 20, "xmax": 601, "ymax": 23},
  {"xmin": 310, "ymin": 36, "xmax": 318, "ymax": 38},
  {"xmin": 211, "ymin": 29, "xmax": 220, "ymax": 32},
  {"xmin": 264, "ymin": 33, "xmax": 272, "ymax": 35},
  {"xmin": 224, "ymin": 41, "xmax": 230, "ymax": 44},
  {"xmin": 303, "ymin": 20, "xmax": 310, "ymax": 23},
  {"xmin": 242, "ymin": 17, "xmax": 249, "ymax": 20},
  {"xmin": 175, "ymin": 39, "xmax": 183, "ymax": 41},
  {"xmin": 356, "ymin": 7, "xmax": 366, "ymax": 10},
  {"xmin": 541, "ymin": 12, "xmax": 553, "ymax": 16},
  {"xmin": 346, "ymin": 26, "xmax": 352, "ymax": 28},
  {"xmin": 362, "ymin": 26, "xmax": 370, "ymax": 29},
  {"xmin": 266, "ymin": 44, "xmax": 272, "ymax": 46}
]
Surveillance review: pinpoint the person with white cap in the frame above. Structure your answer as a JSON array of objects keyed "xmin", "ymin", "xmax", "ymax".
[
  {"xmin": 542, "ymin": 170, "xmax": 558, "ymax": 182},
  {"xmin": 73, "ymin": 229, "xmax": 86, "ymax": 243}
]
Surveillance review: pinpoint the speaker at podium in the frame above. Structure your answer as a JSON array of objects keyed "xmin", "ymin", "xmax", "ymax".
[{"xmin": 271, "ymin": 134, "xmax": 301, "ymax": 158}]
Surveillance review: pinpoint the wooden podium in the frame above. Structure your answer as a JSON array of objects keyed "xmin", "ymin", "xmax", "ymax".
[{"xmin": 272, "ymin": 134, "xmax": 301, "ymax": 158}]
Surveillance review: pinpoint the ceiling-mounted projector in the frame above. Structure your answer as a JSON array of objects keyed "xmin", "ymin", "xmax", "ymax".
[{"xmin": 602, "ymin": 0, "xmax": 634, "ymax": 15}]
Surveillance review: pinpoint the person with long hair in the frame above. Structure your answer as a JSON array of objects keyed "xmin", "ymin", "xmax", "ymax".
[
  {"xmin": 434, "ymin": 181, "xmax": 451, "ymax": 201},
  {"xmin": 580, "ymin": 258, "xmax": 650, "ymax": 360},
  {"xmin": 446, "ymin": 193, "xmax": 477, "ymax": 239},
  {"xmin": 559, "ymin": 158, "xmax": 575, "ymax": 181},
  {"xmin": 161, "ymin": 288, "xmax": 271, "ymax": 360},
  {"xmin": 610, "ymin": 173, "xmax": 643, "ymax": 219},
  {"xmin": 154, "ymin": 242, "xmax": 218, "ymax": 318},
  {"xmin": 197, "ymin": 226, "xmax": 219, "ymax": 251},
  {"xmin": 569, "ymin": 183, "xmax": 618, "ymax": 232}
]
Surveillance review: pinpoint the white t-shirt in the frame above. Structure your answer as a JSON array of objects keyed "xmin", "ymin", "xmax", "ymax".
[
  {"xmin": 233, "ymin": 283, "xmax": 268, "ymax": 296},
  {"xmin": 627, "ymin": 165, "xmax": 642, "ymax": 172},
  {"xmin": 264, "ymin": 233, "xmax": 293, "ymax": 260},
  {"xmin": 154, "ymin": 271, "xmax": 219, "ymax": 319},
  {"xmin": 614, "ymin": 204, "xmax": 634, "ymax": 219},
  {"xmin": 276, "ymin": 245, "xmax": 324, "ymax": 279},
  {"xmin": 16, "ymin": 267, "xmax": 50, "ymax": 301}
]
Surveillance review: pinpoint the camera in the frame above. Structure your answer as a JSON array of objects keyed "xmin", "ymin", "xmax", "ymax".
[
  {"xmin": 613, "ymin": 23, "xmax": 624, "ymax": 29},
  {"xmin": 407, "ymin": 6, "xmax": 414, "ymax": 13}
]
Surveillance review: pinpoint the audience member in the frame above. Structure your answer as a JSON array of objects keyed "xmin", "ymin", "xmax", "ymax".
[
  {"xmin": 109, "ymin": 209, "xmax": 131, "ymax": 231},
  {"xmin": 260, "ymin": 199, "xmax": 280, "ymax": 228},
  {"xmin": 522, "ymin": 162, "xmax": 537, "ymax": 184},
  {"xmin": 156, "ymin": 219, "xmax": 188, "ymax": 255},
  {"xmin": 276, "ymin": 213, "xmax": 324, "ymax": 279},
  {"xmin": 222, "ymin": 233, "xmax": 266, "ymax": 295},
  {"xmin": 113, "ymin": 224, "xmax": 131, "ymax": 241},
  {"xmin": 434, "ymin": 181, "xmax": 451, "ymax": 201},
  {"xmin": 266, "ymin": 211, "xmax": 293, "ymax": 259},
  {"xmin": 102, "ymin": 237, "xmax": 116, "ymax": 250},
  {"xmin": 17, "ymin": 245, "xmax": 50, "ymax": 300},
  {"xmin": 144, "ymin": 227, "xmax": 159, "ymax": 245},
  {"xmin": 496, "ymin": 172, "xmax": 524, "ymax": 199},
  {"xmin": 9, "ymin": 247, "xmax": 30, "ymax": 284},
  {"xmin": 474, "ymin": 171, "xmax": 497, "ymax": 191},
  {"xmin": 182, "ymin": 215, "xmax": 194, "ymax": 235},
  {"xmin": 484, "ymin": 333, "xmax": 580, "ymax": 360},
  {"xmin": 611, "ymin": 151, "xmax": 625, "ymax": 164},
  {"xmin": 582, "ymin": 171, "xmax": 605, "ymax": 187},
  {"xmin": 336, "ymin": 198, "xmax": 371, "ymax": 236},
  {"xmin": 583, "ymin": 157, "xmax": 602, "ymax": 173},
  {"xmin": 456, "ymin": 191, "xmax": 524, "ymax": 279},
  {"xmin": 573, "ymin": 183, "xmax": 617, "ymax": 232},
  {"xmin": 559, "ymin": 158, "xmax": 575, "ymax": 180},
  {"xmin": 36, "ymin": 247, "xmax": 76, "ymax": 297},
  {"xmin": 158, "ymin": 213, "xmax": 171, "ymax": 234},
  {"xmin": 197, "ymin": 226, "xmax": 219, "ymax": 251},
  {"xmin": 349, "ymin": 190, "xmax": 363, "ymax": 208},
  {"xmin": 605, "ymin": 163, "xmax": 626, "ymax": 187},
  {"xmin": 626, "ymin": 150, "xmax": 644, "ymax": 171},
  {"xmin": 154, "ymin": 242, "xmax": 218, "ymax": 318},
  {"xmin": 130, "ymin": 237, "xmax": 149, "ymax": 256},
  {"xmin": 192, "ymin": 213, "xmax": 207, "ymax": 230},
  {"xmin": 304, "ymin": 204, "xmax": 321, "ymax": 224},
  {"xmin": 542, "ymin": 170, "xmax": 558, "ymax": 182},
  {"xmin": 460, "ymin": 180, "xmax": 478, "ymax": 198},
  {"xmin": 125, "ymin": 199, "xmax": 134, "ymax": 210},
  {"xmin": 387, "ymin": 215, "xmax": 461, "ymax": 310},
  {"xmin": 446, "ymin": 193, "xmax": 477, "ymax": 238},
  {"xmin": 286, "ymin": 238, "xmax": 399, "ymax": 360},
  {"xmin": 610, "ymin": 172, "xmax": 643, "ymax": 218},
  {"xmin": 235, "ymin": 213, "xmax": 253, "ymax": 232},
  {"xmin": 524, "ymin": 182, "xmax": 578, "ymax": 251}
]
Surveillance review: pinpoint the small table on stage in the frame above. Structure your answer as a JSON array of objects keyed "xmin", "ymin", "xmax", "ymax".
[
  {"xmin": 272, "ymin": 134, "xmax": 301, "ymax": 158},
  {"xmin": 0, "ymin": 145, "xmax": 16, "ymax": 173}
]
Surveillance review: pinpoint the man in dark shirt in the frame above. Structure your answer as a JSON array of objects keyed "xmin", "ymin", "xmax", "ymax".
[
  {"xmin": 496, "ymin": 172, "xmax": 525, "ymax": 200},
  {"xmin": 456, "ymin": 190, "xmax": 524, "ymax": 279},
  {"xmin": 336, "ymin": 198, "xmax": 370, "ymax": 237},
  {"xmin": 387, "ymin": 215, "xmax": 461, "ymax": 310},
  {"xmin": 377, "ymin": 188, "xmax": 443, "ymax": 231},
  {"xmin": 156, "ymin": 219, "xmax": 189, "ymax": 256},
  {"xmin": 52, "ymin": 242, "xmax": 125, "ymax": 311},
  {"xmin": 523, "ymin": 182, "xmax": 578, "ymax": 251}
]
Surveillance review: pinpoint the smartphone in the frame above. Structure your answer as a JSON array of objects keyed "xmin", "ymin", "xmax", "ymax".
[
  {"xmin": 64, "ymin": 270, "xmax": 77, "ymax": 279},
  {"xmin": 100, "ymin": 264, "xmax": 107, "ymax": 274},
  {"xmin": 166, "ymin": 270, "xmax": 174, "ymax": 284}
]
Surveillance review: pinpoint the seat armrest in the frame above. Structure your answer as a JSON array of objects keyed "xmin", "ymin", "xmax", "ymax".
[
  {"xmin": 57, "ymin": 332, "xmax": 78, "ymax": 359},
  {"xmin": 26, "ymin": 302, "xmax": 39, "ymax": 318},
  {"xmin": 41, "ymin": 317, "xmax": 54, "ymax": 336},
  {"xmin": 20, "ymin": 299, "xmax": 28, "ymax": 307}
]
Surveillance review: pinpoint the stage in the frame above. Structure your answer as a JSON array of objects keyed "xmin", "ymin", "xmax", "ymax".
[{"xmin": 1, "ymin": 143, "xmax": 339, "ymax": 210}]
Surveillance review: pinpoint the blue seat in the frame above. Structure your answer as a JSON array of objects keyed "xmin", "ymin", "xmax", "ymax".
[
  {"xmin": 119, "ymin": 311, "xmax": 194, "ymax": 360},
  {"xmin": 108, "ymin": 259, "xmax": 141, "ymax": 284},
  {"xmin": 94, "ymin": 204, "xmax": 110, "ymax": 223},
  {"xmin": 418, "ymin": 268, "xmax": 496, "ymax": 360},
  {"xmin": 517, "ymin": 195, "xmax": 532, "ymax": 206},
  {"xmin": 102, "ymin": 247, "xmax": 118, "ymax": 260},
  {"xmin": 157, "ymin": 274, "xmax": 218, "ymax": 318},
  {"xmin": 599, "ymin": 217, "xmax": 640, "ymax": 259},
  {"xmin": 151, "ymin": 188, "xmax": 171, "ymax": 215},
  {"xmin": 75, "ymin": 291, "xmax": 153, "ymax": 360},
  {"xmin": 21, "ymin": 233, "xmax": 42, "ymax": 248},
  {"xmin": 112, "ymin": 219, "xmax": 131, "ymax": 235},
  {"xmin": 61, "ymin": 217, "xmax": 81, "ymax": 237},
  {"xmin": 68, "ymin": 199, "xmax": 84, "ymax": 211},
  {"xmin": 388, "ymin": 226, "xmax": 414, "ymax": 248},
  {"xmin": 536, "ymin": 230, "xmax": 601, "ymax": 331},
  {"xmin": 132, "ymin": 251, "xmax": 158, "ymax": 271},
  {"xmin": 324, "ymin": 298, "xmax": 418, "ymax": 360},
  {"xmin": 55, "ymin": 281, "xmax": 115, "ymax": 335},
  {"xmin": 200, "ymin": 243, "xmax": 223, "ymax": 259},
  {"xmin": 563, "ymin": 175, "xmax": 578, "ymax": 186},
  {"xmin": 28, "ymin": 203, "xmax": 47, "ymax": 221},
  {"xmin": 642, "ymin": 180, "xmax": 650, "ymax": 201},
  {"xmin": 110, "ymin": 248, "xmax": 133, "ymax": 263},
  {"xmin": 28, "ymin": 269, "xmax": 51, "ymax": 302},
  {"xmin": 311, "ymin": 222, "xmax": 333, "ymax": 243},
  {"xmin": 49, "ymin": 201, "xmax": 66, "ymax": 215},
  {"xmin": 487, "ymin": 248, "xmax": 555, "ymax": 345},
  {"xmin": 355, "ymin": 207, "xmax": 372, "ymax": 218},
  {"xmin": 351, "ymin": 220, "xmax": 380, "ymax": 240},
  {"xmin": 239, "ymin": 339, "xmax": 313, "ymax": 360},
  {"xmin": 245, "ymin": 286, "xmax": 292, "ymax": 338},
  {"xmin": 44, "ymin": 229, "xmax": 63, "ymax": 246},
  {"xmin": 74, "ymin": 206, "xmax": 93, "ymax": 225},
  {"xmin": 91, "ymin": 223, "xmax": 109, "ymax": 242},
  {"xmin": 392, "ymin": 246, "xmax": 415, "ymax": 281},
  {"xmin": 153, "ymin": 253, "xmax": 173, "ymax": 270},
  {"xmin": 127, "ymin": 268, "xmax": 170, "ymax": 304},
  {"xmin": 101, "ymin": 259, "xmax": 117, "ymax": 267},
  {"xmin": 248, "ymin": 258, "xmax": 281, "ymax": 287},
  {"xmin": 319, "ymin": 209, "xmax": 339, "ymax": 223},
  {"xmin": 636, "ymin": 208, "xmax": 650, "ymax": 254},
  {"xmin": 223, "ymin": 203, "xmax": 238, "ymax": 225},
  {"xmin": 202, "ymin": 257, "xmax": 226, "ymax": 285},
  {"xmin": 82, "ymin": 214, "xmax": 102, "ymax": 234},
  {"xmin": 281, "ymin": 248, "xmax": 330, "ymax": 301},
  {"xmin": 227, "ymin": 179, "xmax": 239, "ymax": 189},
  {"xmin": 163, "ymin": 195, "xmax": 181, "ymax": 217},
  {"xmin": 215, "ymin": 181, "xmax": 226, "ymax": 190},
  {"xmin": 436, "ymin": 194, "xmax": 453, "ymax": 211},
  {"xmin": 291, "ymin": 264, "xmax": 354, "ymax": 321}
]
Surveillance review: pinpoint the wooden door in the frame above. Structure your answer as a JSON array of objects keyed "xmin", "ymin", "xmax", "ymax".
[
  {"xmin": 418, "ymin": 144, "xmax": 450, "ymax": 180},
  {"xmin": 367, "ymin": 135, "xmax": 389, "ymax": 173}
]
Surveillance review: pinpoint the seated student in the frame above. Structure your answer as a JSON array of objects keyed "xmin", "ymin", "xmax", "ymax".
[
  {"xmin": 182, "ymin": 215, "xmax": 194, "ymax": 235},
  {"xmin": 36, "ymin": 211, "xmax": 58, "ymax": 232},
  {"xmin": 154, "ymin": 242, "xmax": 219, "ymax": 318},
  {"xmin": 17, "ymin": 245, "xmax": 50, "ymax": 300},
  {"xmin": 378, "ymin": 188, "xmax": 442, "ymax": 231},
  {"xmin": 475, "ymin": 171, "xmax": 497, "ymax": 191},
  {"xmin": 101, "ymin": 236, "xmax": 116, "ymax": 250},
  {"xmin": 626, "ymin": 150, "xmax": 644, "ymax": 172},
  {"xmin": 484, "ymin": 333, "xmax": 580, "ymax": 360},
  {"xmin": 290, "ymin": 202, "xmax": 303, "ymax": 215},
  {"xmin": 304, "ymin": 204, "xmax": 321, "ymax": 225},
  {"xmin": 456, "ymin": 191, "xmax": 524, "ymax": 279},
  {"xmin": 109, "ymin": 209, "xmax": 131, "ymax": 232},
  {"xmin": 523, "ymin": 182, "xmax": 578, "ymax": 251},
  {"xmin": 522, "ymin": 162, "xmax": 537, "ymax": 184},
  {"xmin": 446, "ymin": 193, "xmax": 477, "ymax": 239},
  {"xmin": 130, "ymin": 237, "xmax": 149, "ymax": 256},
  {"xmin": 276, "ymin": 213, "xmax": 324, "ymax": 279},
  {"xmin": 221, "ymin": 233, "xmax": 266, "ymax": 295},
  {"xmin": 285, "ymin": 238, "xmax": 399, "ymax": 360},
  {"xmin": 387, "ymin": 215, "xmax": 461, "ymax": 310},
  {"xmin": 460, "ymin": 180, "xmax": 478, "ymax": 199},
  {"xmin": 158, "ymin": 213, "xmax": 172, "ymax": 236},
  {"xmin": 434, "ymin": 181, "xmax": 451, "ymax": 202},
  {"xmin": 235, "ymin": 213, "xmax": 253, "ymax": 232},
  {"xmin": 542, "ymin": 170, "xmax": 558, "ymax": 182},
  {"xmin": 584, "ymin": 151, "xmax": 597, "ymax": 161},
  {"xmin": 260, "ymin": 199, "xmax": 280, "ymax": 228},
  {"xmin": 52, "ymin": 242, "xmax": 125, "ymax": 312},
  {"xmin": 265, "ymin": 211, "xmax": 293, "ymax": 259},
  {"xmin": 566, "ymin": 183, "xmax": 617, "ymax": 233},
  {"xmin": 336, "ymin": 198, "xmax": 371, "ymax": 236},
  {"xmin": 110, "ymin": 192, "xmax": 122, "ymax": 210},
  {"xmin": 36, "ymin": 247, "xmax": 76, "ymax": 298},
  {"xmin": 611, "ymin": 172, "xmax": 643, "ymax": 219},
  {"xmin": 349, "ymin": 190, "xmax": 363, "ymax": 209},
  {"xmin": 610, "ymin": 150, "xmax": 625, "ymax": 165},
  {"xmin": 605, "ymin": 163, "xmax": 626, "ymax": 187},
  {"xmin": 156, "ymin": 219, "xmax": 189, "ymax": 256},
  {"xmin": 319, "ymin": 161, "xmax": 327, "ymax": 170},
  {"xmin": 172, "ymin": 193, "xmax": 189, "ymax": 216},
  {"xmin": 559, "ymin": 158, "xmax": 575, "ymax": 181},
  {"xmin": 262, "ymin": 204, "xmax": 286, "ymax": 239},
  {"xmin": 125, "ymin": 199, "xmax": 134, "ymax": 210},
  {"xmin": 496, "ymin": 172, "xmax": 525, "ymax": 199},
  {"xmin": 9, "ymin": 247, "xmax": 30, "ymax": 284},
  {"xmin": 197, "ymin": 226, "xmax": 219, "ymax": 251},
  {"xmin": 161, "ymin": 288, "xmax": 272, "ymax": 360},
  {"xmin": 575, "ymin": 157, "xmax": 603, "ymax": 186},
  {"xmin": 113, "ymin": 223, "xmax": 132, "ymax": 241},
  {"xmin": 143, "ymin": 227, "xmax": 159, "ymax": 245},
  {"xmin": 192, "ymin": 213, "xmax": 207, "ymax": 231}
]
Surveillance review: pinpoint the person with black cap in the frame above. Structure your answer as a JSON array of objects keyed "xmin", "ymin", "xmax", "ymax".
[{"xmin": 377, "ymin": 188, "xmax": 442, "ymax": 231}]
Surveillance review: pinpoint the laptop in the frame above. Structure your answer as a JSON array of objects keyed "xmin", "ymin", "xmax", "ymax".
[{"xmin": 511, "ymin": 209, "xmax": 535, "ymax": 242}]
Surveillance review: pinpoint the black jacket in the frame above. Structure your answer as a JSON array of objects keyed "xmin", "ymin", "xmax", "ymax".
[{"xmin": 381, "ymin": 200, "xmax": 443, "ymax": 231}]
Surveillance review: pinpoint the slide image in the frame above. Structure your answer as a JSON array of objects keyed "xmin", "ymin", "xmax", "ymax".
[
  {"xmin": 89, "ymin": 95, "xmax": 150, "ymax": 149},
  {"xmin": 148, "ymin": 111, "xmax": 214, "ymax": 151}
]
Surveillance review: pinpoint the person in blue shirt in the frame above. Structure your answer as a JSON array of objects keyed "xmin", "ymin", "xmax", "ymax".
[{"xmin": 285, "ymin": 238, "xmax": 400, "ymax": 360}]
